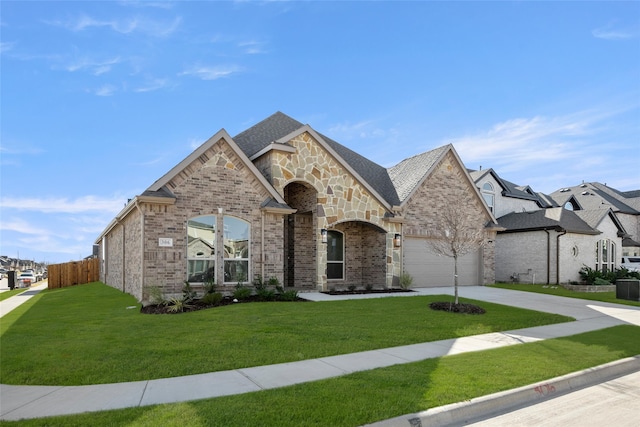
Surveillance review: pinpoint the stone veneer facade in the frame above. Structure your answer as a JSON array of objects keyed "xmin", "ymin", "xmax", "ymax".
[{"xmin": 99, "ymin": 129, "xmax": 496, "ymax": 301}]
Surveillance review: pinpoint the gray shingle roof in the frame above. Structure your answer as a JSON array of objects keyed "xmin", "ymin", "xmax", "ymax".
[
  {"xmin": 233, "ymin": 111, "xmax": 454, "ymax": 207},
  {"xmin": 468, "ymin": 168, "xmax": 550, "ymax": 208},
  {"xmin": 497, "ymin": 207, "xmax": 599, "ymax": 235},
  {"xmin": 549, "ymin": 183, "xmax": 640, "ymax": 214},
  {"xmin": 388, "ymin": 146, "xmax": 449, "ymax": 202}
]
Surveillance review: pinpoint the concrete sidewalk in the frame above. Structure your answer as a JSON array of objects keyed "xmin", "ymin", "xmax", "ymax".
[
  {"xmin": 1, "ymin": 286, "xmax": 639, "ymax": 422},
  {"xmin": 0, "ymin": 281, "xmax": 49, "ymax": 318}
]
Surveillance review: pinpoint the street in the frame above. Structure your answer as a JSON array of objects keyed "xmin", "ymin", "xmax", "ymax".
[{"xmin": 468, "ymin": 371, "xmax": 639, "ymax": 426}]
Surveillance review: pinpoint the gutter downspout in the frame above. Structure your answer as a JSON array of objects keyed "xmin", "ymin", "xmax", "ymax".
[
  {"xmin": 119, "ymin": 219, "xmax": 125, "ymax": 292},
  {"xmin": 544, "ymin": 229, "xmax": 551, "ymax": 285},
  {"xmin": 261, "ymin": 211, "xmax": 265, "ymax": 281},
  {"xmin": 556, "ymin": 231, "xmax": 567, "ymax": 285},
  {"xmin": 134, "ymin": 201, "xmax": 145, "ymax": 297}
]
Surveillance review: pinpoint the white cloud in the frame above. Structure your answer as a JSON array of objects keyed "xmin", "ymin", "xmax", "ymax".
[
  {"xmin": 65, "ymin": 56, "xmax": 122, "ymax": 75},
  {"xmin": 592, "ymin": 23, "xmax": 639, "ymax": 40},
  {"xmin": 134, "ymin": 77, "xmax": 169, "ymax": 92},
  {"xmin": 179, "ymin": 65, "xmax": 243, "ymax": 80},
  {"xmin": 238, "ymin": 40, "xmax": 268, "ymax": 54},
  {"xmin": 92, "ymin": 84, "xmax": 118, "ymax": 96},
  {"xmin": 0, "ymin": 195, "xmax": 125, "ymax": 214},
  {"xmin": 48, "ymin": 14, "xmax": 181, "ymax": 37}
]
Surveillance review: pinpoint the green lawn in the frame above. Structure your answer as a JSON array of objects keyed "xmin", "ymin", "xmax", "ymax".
[
  {"xmin": 490, "ymin": 282, "xmax": 640, "ymax": 306},
  {"xmin": 1, "ymin": 325, "xmax": 638, "ymax": 427},
  {"xmin": 0, "ymin": 282, "xmax": 574, "ymax": 386}
]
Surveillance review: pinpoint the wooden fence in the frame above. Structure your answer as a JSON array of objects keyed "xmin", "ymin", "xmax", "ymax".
[{"xmin": 47, "ymin": 258, "xmax": 100, "ymax": 289}]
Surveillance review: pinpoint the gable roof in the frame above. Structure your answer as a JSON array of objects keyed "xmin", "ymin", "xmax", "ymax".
[
  {"xmin": 574, "ymin": 208, "xmax": 626, "ymax": 236},
  {"xmin": 549, "ymin": 182, "xmax": 640, "ymax": 214},
  {"xmin": 388, "ymin": 145, "xmax": 449, "ymax": 202},
  {"xmin": 233, "ymin": 112, "xmax": 498, "ymax": 221},
  {"xmin": 468, "ymin": 168, "xmax": 551, "ymax": 208},
  {"xmin": 497, "ymin": 207, "xmax": 599, "ymax": 235}
]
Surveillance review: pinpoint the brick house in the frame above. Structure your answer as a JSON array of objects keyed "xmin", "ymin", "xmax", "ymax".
[
  {"xmin": 96, "ymin": 112, "xmax": 499, "ymax": 301},
  {"xmin": 470, "ymin": 168, "xmax": 632, "ymax": 284}
]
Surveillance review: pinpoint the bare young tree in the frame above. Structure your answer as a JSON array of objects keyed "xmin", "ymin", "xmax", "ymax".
[{"xmin": 427, "ymin": 189, "xmax": 487, "ymax": 304}]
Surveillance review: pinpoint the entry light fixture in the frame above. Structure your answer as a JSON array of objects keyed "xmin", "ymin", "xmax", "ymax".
[
  {"xmin": 394, "ymin": 233, "xmax": 402, "ymax": 248},
  {"xmin": 321, "ymin": 228, "xmax": 328, "ymax": 244}
]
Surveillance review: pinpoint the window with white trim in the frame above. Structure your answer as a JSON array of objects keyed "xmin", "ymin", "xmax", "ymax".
[
  {"xmin": 595, "ymin": 239, "xmax": 616, "ymax": 272},
  {"xmin": 327, "ymin": 230, "xmax": 344, "ymax": 280},
  {"xmin": 223, "ymin": 216, "xmax": 250, "ymax": 284},
  {"xmin": 482, "ymin": 182, "xmax": 495, "ymax": 213},
  {"xmin": 187, "ymin": 215, "xmax": 216, "ymax": 283}
]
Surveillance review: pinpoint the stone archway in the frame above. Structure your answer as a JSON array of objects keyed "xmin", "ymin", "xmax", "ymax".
[
  {"xmin": 331, "ymin": 221, "xmax": 387, "ymax": 288},
  {"xmin": 283, "ymin": 182, "xmax": 318, "ymax": 289}
]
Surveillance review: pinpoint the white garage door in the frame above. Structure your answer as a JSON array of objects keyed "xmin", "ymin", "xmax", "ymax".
[{"xmin": 404, "ymin": 237, "xmax": 481, "ymax": 287}]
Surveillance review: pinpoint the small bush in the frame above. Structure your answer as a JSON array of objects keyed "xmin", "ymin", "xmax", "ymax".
[
  {"xmin": 278, "ymin": 289, "xmax": 299, "ymax": 301},
  {"xmin": 165, "ymin": 297, "xmax": 192, "ymax": 313},
  {"xmin": 233, "ymin": 286, "xmax": 252, "ymax": 300},
  {"xmin": 182, "ymin": 281, "xmax": 198, "ymax": 302},
  {"xmin": 257, "ymin": 288, "xmax": 276, "ymax": 301},
  {"xmin": 204, "ymin": 279, "xmax": 217, "ymax": 295},
  {"xmin": 593, "ymin": 277, "xmax": 611, "ymax": 286},
  {"xmin": 145, "ymin": 285, "xmax": 166, "ymax": 306},
  {"xmin": 399, "ymin": 272, "xmax": 414, "ymax": 289},
  {"xmin": 348, "ymin": 285, "xmax": 357, "ymax": 292},
  {"xmin": 201, "ymin": 292, "xmax": 223, "ymax": 305}
]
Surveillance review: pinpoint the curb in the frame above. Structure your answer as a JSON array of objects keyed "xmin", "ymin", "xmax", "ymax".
[{"xmin": 364, "ymin": 355, "xmax": 640, "ymax": 427}]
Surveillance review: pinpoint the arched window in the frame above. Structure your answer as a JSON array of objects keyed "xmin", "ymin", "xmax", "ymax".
[
  {"xmin": 595, "ymin": 239, "xmax": 616, "ymax": 272},
  {"xmin": 482, "ymin": 182, "xmax": 495, "ymax": 213},
  {"xmin": 187, "ymin": 215, "xmax": 216, "ymax": 283},
  {"xmin": 223, "ymin": 216, "xmax": 250, "ymax": 284},
  {"xmin": 327, "ymin": 230, "xmax": 344, "ymax": 280}
]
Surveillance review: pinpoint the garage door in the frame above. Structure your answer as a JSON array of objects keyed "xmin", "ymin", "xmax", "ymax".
[{"xmin": 404, "ymin": 237, "xmax": 481, "ymax": 287}]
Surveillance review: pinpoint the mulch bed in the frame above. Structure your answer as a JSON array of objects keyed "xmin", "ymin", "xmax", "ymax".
[
  {"xmin": 322, "ymin": 288, "xmax": 414, "ymax": 295},
  {"xmin": 429, "ymin": 301, "xmax": 486, "ymax": 314},
  {"xmin": 140, "ymin": 295, "xmax": 306, "ymax": 314}
]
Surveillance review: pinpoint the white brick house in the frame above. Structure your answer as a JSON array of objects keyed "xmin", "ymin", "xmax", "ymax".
[
  {"xmin": 469, "ymin": 168, "xmax": 633, "ymax": 284},
  {"xmin": 95, "ymin": 112, "xmax": 499, "ymax": 301}
]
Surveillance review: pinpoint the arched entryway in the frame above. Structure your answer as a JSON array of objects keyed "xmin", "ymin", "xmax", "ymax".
[
  {"xmin": 330, "ymin": 221, "xmax": 387, "ymax": 289},
  {"xmin": 283, "ymin": 182, "xmax": 318, "ymax": 289}
]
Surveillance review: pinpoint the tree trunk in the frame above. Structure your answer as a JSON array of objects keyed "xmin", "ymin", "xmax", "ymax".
[{"xmin": 454, "ymin": 255, "xmax": 459, "ymax": 304}]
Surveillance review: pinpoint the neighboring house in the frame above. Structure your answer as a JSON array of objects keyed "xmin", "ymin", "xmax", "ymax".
[
  {"xmin": 470, "ymin": 170, "xmax": 633, "ymax": 284},
  {"xmin": 495, "ymin": 208, "xmax": 623, "ymax": 284},
  {"xmin": 468, "ymin": 168, "xmax": 552, "ymax": 218},
  {"xmin": 96, "ymin": 112, "xmax": 499, "ymax": 301},
  {"xmin": 549, "ymin": 183, "xmax": 640, "ymax": 257}
]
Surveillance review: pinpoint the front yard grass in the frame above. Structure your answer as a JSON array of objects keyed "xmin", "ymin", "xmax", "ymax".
[
  {"xmin": 490, "ymin": 282, "xmax": 640, "ymax": 307},
  {"xmin": 2, "ymin": 325, "xmax": 638, "ymax": 427},
  {"xmin": 0, "ymin": 282, "xmax": 574, "ymax": 386}
]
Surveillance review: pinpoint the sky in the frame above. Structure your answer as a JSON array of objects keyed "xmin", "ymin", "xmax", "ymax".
[{"xmin": 1, "ymin": 1, "xmax": 639, "ymax": 264}]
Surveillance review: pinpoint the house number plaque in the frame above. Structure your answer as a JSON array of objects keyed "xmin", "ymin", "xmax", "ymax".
[{"xmin": 159, "ymin": 238, "xmax": 173, "ymax": 247}]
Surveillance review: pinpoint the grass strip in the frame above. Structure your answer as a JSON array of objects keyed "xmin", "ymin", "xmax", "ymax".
[
  {"xmin": 2, "ymin": 325, "xmax": 637, "ymax": 427},
  {"xmin": 490, "ymin": 283, "xmax": 640, "ymax": 307},
  {"xmin": 0, "ymin": 288, "xmax": 29, "ymax": 302},
  {"xmin": 0, "ymin": 282, "xmax": 573, "ymax": 385}
]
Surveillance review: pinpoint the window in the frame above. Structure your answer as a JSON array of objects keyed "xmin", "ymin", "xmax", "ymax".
[
  {"xmin": 223, "ymin": 216, "xmax": 250, "ymax": 284},
  {"xmin": 187, "ymin": 215, "xmax": 216, "ymax": 283},
  {"xmin": 327, "ymin": 230, "xmax": 344, "ymax": 280},
  {"xmin": 595, "ymin": 239, "xmax": 616, "ymax": 272},
  {"xmin": 482, "ymin": 182, "xmax": 494, "ymax": 213}
]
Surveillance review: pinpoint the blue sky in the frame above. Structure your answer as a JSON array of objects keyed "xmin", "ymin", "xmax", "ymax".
[{"xmin": 1, "ymin": 1, "xmax": 639, "ymax": 264}]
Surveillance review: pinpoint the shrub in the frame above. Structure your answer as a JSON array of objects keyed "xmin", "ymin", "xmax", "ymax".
[
  {"xmin": 201, "ymin": 292, "xmax": 223, "ymax": 305},
  {"xmin": 233, "ymin": 286, "xmax": 252, "ymax": 300},
  {"xmin": 182, "ymin": 281, "xmax": 198, "ymax": 302},
  {"xmin": 257, "ymin": 288, "xmax": 276, "ymax": 301},
  {"xmin": 593, "ymin": 277, "xmax": 611, "ymax": 286},
  {"xmin": 145, "ymin": 285, "xmax": 166, "ymax": 306},
  {"xmin": 399, "ymin": 272, "xmax": 414, "ymax": 289},
  {"xmin": 165, "ymin": 297, "xmax": 192, "ymax": 313},
  {"xmin": 204, "ymin": 279, "xmax": 217, "ymax": 295},
  {"xmin": 278, "ymin": 289, "xmax": 299, "ymax": 301}
]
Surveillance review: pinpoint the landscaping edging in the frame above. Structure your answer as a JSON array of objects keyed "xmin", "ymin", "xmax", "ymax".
[{"xmin": 561, "ymin": 284, "xmax": 615, "ymax": 293}]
